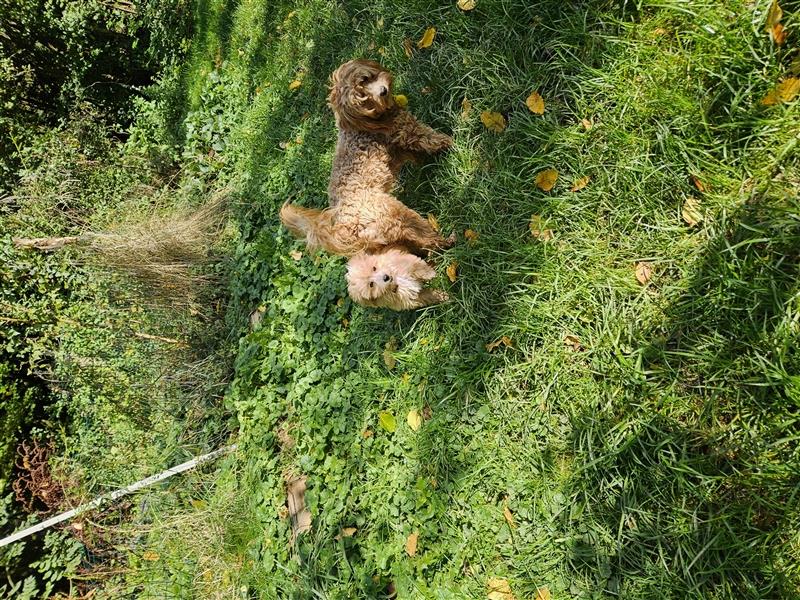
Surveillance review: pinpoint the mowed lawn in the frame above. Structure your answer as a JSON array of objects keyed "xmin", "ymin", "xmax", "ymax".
[{"xmin": 138, "ymin": 0, "xmax": 800, "ymax": 597}]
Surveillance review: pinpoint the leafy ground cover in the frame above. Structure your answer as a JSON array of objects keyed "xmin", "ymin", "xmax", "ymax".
[{"xmin": 129, "ymin": 0, "xmax": 799, "ymax": 597}]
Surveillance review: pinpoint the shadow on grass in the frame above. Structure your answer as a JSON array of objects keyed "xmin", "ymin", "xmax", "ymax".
[{"xmin": 563, "ymin": 197, "xmax": 800, "ymax": 597}]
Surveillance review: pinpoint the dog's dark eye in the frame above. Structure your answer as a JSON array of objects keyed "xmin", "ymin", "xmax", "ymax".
[
  {"xmin": 383, "ymin": 274, "xmax": 390, "ymax": 282},
  {"xmin": 359, "ymin": 75, "xmax": 369, "ymax": 84},
  {"xmin": 369, "ymin": 282, "xmax": 374, "ymax": 288},
  {"xmin": 372, "ymin": 266, "xmax": 376, "ymax": 272}
]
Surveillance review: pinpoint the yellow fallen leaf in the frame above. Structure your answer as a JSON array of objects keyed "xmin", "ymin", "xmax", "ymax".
[
  {"xmin": 403, "ymin": 38, "xmax": 414, "ymax": 58},
  {"xmin": 335, "ymin": 527, "xmax": 357, "ymax": 540},
  {"xmin": 772, "ymin": 23, "xmax": 786, "ymax": 45},
  {"xmin": 480, "ymin": 111, "xmax": 506, "ymax": 132},
  {"xmin": 446, "ymin": 262, "xmax": 458, "ymax": 282},
  {"xmin": 690, "ymin": 174, "xmax": 706, "ymax": 193},
  {"xmin": 635, "ymin": 261, "xmax": 653, "ymax": 285},
  {"xmin": 581, "ymin": 118, "xmax": 594, "ymax": 130},
  {"xmin": 288, "ymin": 79, "xmax": 302, "ymax": 90},
  {"xmin": 461, "ymin": 97, "xmax": 472, "ymax": 119},
  {"xmin": 362, "ymin": 429, "xmax": 374, "ymax": 438},
  {"xmin": 394, "ymin": 94, "xmax": 408, "ymax": 108},
  {"xmin": 383, "ymin": 337, "xmax": 398, "ymax": 370},
  {"xmin": 529, "ymin": 215, "xmax": 554, "ymax": 241},
  {"xmin": 407, "ymin": 409, "xmax": 422, "ymax": 431},
  {"xmin": 417, "ymin": 27, "xmax": 436, "ymax": 49},
  {"xmin": 457, "ymin": 0, "xmax": 476, "ymax": 10},
  {"xmin": 464, "ymin": 229, "xmax": 479, "ymax": 243},
  {"xmin": 142, "ymin": 551, "xmax": 160, "ymax": 562},
  {"xmin": 486, "ymin": 335, "xmax": 513, "ymax": 352},
  {"xmin": 290, "ymin": 250, "xmax": 303, "ymax": 261},
  {"xmin": 427, "ymin": 213, "xmax": 440, "ymax": 231},
  {"xmin": 682, "ymin": 196, "xmax": 703, "ymax": 227},
  {"xmin": 503, "ymin": 503, "xmax": 516, "ymax": 528},
  {"xmin": 564, "ymin": 334, "xmax": 581, "ymax": 351},
  {"xmin": 378, "ymin": 411, "xmax": 397, "ymax": 432},
  {"xmin": 341, "ymin": 317, "xmax": 349, "ymax": 328},
  {"xmin": 571, "ymin": 175, "xmax": 590, "ymax": 192},
  {"xmin": 487, "ymin": 577, "xmax": 516, "ymax": 600},
  {"xmin": 405, "ymin": 531, "xmax": 419, "ymax": 556},
  {"xmin": 761, "ymin": 78, "xmax": 800, "ymax": 105},
  {"xmin": 765, "ymin": 0, "xmax": 782, "ymax": 32},
  {"xmin": 525, "ymin": 91, "xmax": 545, "ymax": 114},
  {"xmin": 536, "ymin": 587, "xmax": 551, "ymax": 600},
  {"xmin": 189, "ymin": 499, "xmax": 208, "ymax": 510},
  {"xmin": 535, "ymin": 168, "xmax": 558, "ymax": 192}
]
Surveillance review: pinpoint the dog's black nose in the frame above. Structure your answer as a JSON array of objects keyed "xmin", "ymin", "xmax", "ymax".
[
  {"xmin": 383, "ymin": 274, "xmax": 391, "ymax": 282},
  {"xmin": 379, "ymin": 86, "xmax": 388, "ymax": 97}
]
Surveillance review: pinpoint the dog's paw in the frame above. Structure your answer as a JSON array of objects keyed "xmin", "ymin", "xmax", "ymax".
[{"xmin": 437, "ymin": 134, "xmax": 454, "ymax": 151}]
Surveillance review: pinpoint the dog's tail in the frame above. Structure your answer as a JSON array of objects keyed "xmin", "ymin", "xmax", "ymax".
[{"xmin": 280, "ymin": 202, "xmax": 360, "ymax": 255}]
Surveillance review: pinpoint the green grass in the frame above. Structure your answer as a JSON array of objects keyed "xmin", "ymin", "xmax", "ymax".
[{"xmin": 131, "ymin": 0, "xmax": 800, "ymax": 597}]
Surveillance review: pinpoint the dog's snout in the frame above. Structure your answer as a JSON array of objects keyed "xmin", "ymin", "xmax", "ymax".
[
  {"xmin": 383, "ymin": 274, "xmax": 391, "ymax": 282},
  {"xmin": 379, "ymin": 86, "xmax": 388, "ymax": 97}
]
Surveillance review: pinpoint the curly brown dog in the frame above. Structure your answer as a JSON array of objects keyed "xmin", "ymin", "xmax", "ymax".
[
  {"xmin": 346, "ymin": 247, "xmax": 449, "ymax": 310},
  {"xmin": 280, "ymin": 59, "xmax": 454, "ymax": 258}
]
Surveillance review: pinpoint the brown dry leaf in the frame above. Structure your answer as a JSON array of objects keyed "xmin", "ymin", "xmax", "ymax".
[
  {"xmin": 761, "ymin": 78, "xmax": 800, "ymax": 105},
  {"xmin": 403, "ymin": 38, "xmax": 414, "ymax": 58},
  {"xmin": 420, "ymin": 86, "xmax": 432, "ymax": 95},
  {"xmin": 772, "ymin": 23, "xmax": 787, "ymax": 45},
  {"xmin": 635, "ymin": 262, "xmax": 653, "ymax": 285},
  {"xmin": 529, "ymin": 215, "xmax": 554, "ymax": 241},
  {"xmin": 464, "ymin": 229, "xmax": 479, "ymax": 243},
  {"xmin": 765, "ymin": 0, "xmax": 782, "ymax": 32},
  {"xmin": 571, "ymin": 175, "xmax": 590, "ymax": 192},
  {"xmin": 142, "ymin": 550, "xmax": 160, "ymax": 562},
  {"xmin": 536, "ymin": 587, "xmax": 551, "ymax": 600},
  {"xmin": 461, "ymin": 97, "xmax": 472, "ymax": 119},
  {"xmin": 690, "ymin": 174, "xmax": 706, "ymax": 193},
  {"xmin": 682, "ymin": 196, "xmax": 703, "ymax": 227},
  {"xmin": 407, "ymin": 409, "xmax": 422, "ymax": 431},
  {"xmin": 526, "ymin": 91, "xmax": 545, "ymax": 114},
  {"xmin": 383, "ymin": 337, "xmax": 398, "ymax": 370},
  {"xmin": 535, "ymin": 169, "xmax": 558, "ymax": 192},
  {"xmin": 427, "ymin": 213, "xmax": 441, "ymax": 231},
  {"xmin": 503, "ymin": 503, "xmax": 516, "ymax": 529},
  {"xmin": 480, "ymin": 111, "xmax": 507, "ymax": 132},
  {"xmin": 362, "ymin": 429, "xmax": 374, "ymax": 438},
  {"xmin": 405, "ymin": 531, "xmax": 419, "ymax": 556},
  {"xmin": 394, "ymin": 94, "xmax": 408, "ymax": 108},
  {"xmin": 458, "ymin": 0, "xmax": 477, "ymax": 9},
  {"xmin": 341, "ymin": 317, "xmax": 349, "ymax": 328},
  {"xmin": 564, "ymin": 334, "xmax": 582, "ymax": 351},
  {"xmin": 417, "ymin": 27, "xmax": 436, "ymax": 49},
  {"xmin": 486, "ymin": 335, "xmax": 513, "ymax": 352},
  {"xmin": 581, "ymin": 118, "xmax": 594, "ymax": 130},
  {"xmin": 487, "ymin": 577, "xmax": 516, "ymax": 600},
  {"xmin": 286, "ymin": 476, "xmax": 312, "ymax": 543},
  {"xmin": 335, "ymin": 527, "xmax": 357, "ymax": 540},
  {"xmin": 446, "ymin": 262, "xmax": 458, "ymax": 283}
]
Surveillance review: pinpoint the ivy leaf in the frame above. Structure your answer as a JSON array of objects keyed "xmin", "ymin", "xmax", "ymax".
[
  {"xmin": 525, "ymin": 91, "xmax": 545, "ymax": 114},
  {"xmin": 480, "ymin": 111, "xmax": 507, "ymax": 132},
  {"xmin": 379, "ymin": 411, "xmax": 397, "ymax": 432},
  {"xmin": 535, "ymin": 169, "xmax": 558, "ymax": 192},
  {"xmin": 417, "ymin": 27, "xmax": 436, "ymax": 49}
]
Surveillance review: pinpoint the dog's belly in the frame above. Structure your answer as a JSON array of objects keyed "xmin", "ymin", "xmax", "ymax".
[{"xmin": 328, "ymin": 133, "xmax": 396, "ymax": 206}]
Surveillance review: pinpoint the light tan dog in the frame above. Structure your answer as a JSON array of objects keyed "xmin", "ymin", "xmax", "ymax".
[
  {"xmin": 346, "ymin": 247, "xmax": 449, "ymax": 310},
  {"xmin": 280, "ymin": 59, "xmax": 454, "ymax": 257}
]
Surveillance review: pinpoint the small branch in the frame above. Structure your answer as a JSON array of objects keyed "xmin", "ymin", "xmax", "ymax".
[
  {"xmin": 133, "ymin": 332, "xmax": 188, "ymax": 347},
  {"xmin": 12, "ymin": 236, "xmax": 83, "ymax": 251}
]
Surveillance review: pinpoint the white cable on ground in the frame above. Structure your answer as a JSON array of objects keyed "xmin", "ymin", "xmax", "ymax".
[{"xmin": 0, "ymin": 444, "xmax": 237, "ymax": 548}]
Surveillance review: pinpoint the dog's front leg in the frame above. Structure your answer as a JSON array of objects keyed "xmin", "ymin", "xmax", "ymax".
[
  {"xmin": 411, "ymin": 288, "xmax": 449, "ymax": 308},
  {"xmin": 391, "ymin": 111, "xmax": 453, "ymax": 154}
]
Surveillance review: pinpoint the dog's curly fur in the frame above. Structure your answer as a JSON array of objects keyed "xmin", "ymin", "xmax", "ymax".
[
  {"xmin": 280, "ymin": 59, "xmax": 454, "ymax": 257},
  {"xmin": 346, "ymin": 247, "xmax": 449, "ymax": 310}
]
